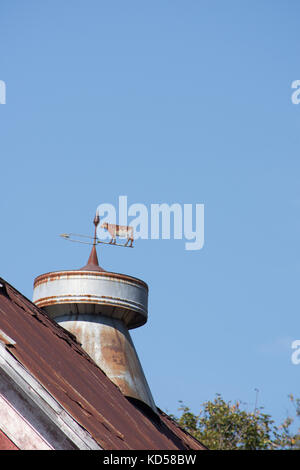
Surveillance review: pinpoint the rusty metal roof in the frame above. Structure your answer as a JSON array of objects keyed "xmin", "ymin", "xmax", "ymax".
[
  {"xmin": 0, "ymin": 277, "xmax": 205, "ymax": 450},
  {"xmin": 0, "ymin": 429, "xmax": 18, "ymax": 450}
]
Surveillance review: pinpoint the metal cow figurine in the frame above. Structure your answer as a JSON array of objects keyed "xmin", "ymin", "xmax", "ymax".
[{"xmin": 101, "ymin": 222, "xmax": 134, "ymax": 247}]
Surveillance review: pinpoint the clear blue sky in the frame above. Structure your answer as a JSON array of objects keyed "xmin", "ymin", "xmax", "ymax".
[{"xmin": 1, "ymin": 1, "xmax": 300, "ymax": 426}]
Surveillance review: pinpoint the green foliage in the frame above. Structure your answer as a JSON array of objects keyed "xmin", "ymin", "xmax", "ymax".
[{"xmin": 172, "ymin": 394, "xmax": 300, "ymax": 450}]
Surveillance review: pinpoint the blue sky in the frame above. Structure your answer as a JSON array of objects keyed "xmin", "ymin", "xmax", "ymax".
[{"xmin": 1, "ymin": 0, "xmax": 300, "ymax": 426}]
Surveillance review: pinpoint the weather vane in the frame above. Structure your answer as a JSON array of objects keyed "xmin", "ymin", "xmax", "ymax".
[{"xmin": 60, "ymin": 213, "xmax": 134, "ymax": 248}]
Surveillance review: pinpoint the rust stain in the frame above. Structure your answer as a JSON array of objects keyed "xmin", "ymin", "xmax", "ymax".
[
  {"xmin": 34, "ymin": 271, "xmax": 148, "ymax": 290},
  {"xmin": 35, "ymin": 294, "xmax": 144, "ymax": 310}
]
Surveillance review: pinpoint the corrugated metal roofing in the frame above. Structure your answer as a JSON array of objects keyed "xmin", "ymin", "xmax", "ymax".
[{"xmin": 0, "ymin": 277, "xmax": 205, "ymax": 450}]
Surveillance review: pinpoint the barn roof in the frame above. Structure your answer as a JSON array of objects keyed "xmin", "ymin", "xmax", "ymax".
[{"xmin": 0, "ymin": 277, "xmax": 205, "ymax": 450}]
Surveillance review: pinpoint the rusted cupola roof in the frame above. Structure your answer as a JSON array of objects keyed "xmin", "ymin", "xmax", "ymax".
[{"xmin": 79, "ymin": 213, "xmax": 105, "ymax": 272}]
